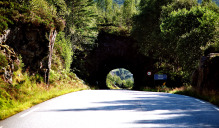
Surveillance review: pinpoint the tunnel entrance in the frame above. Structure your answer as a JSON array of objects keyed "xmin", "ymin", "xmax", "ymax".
[
  {"xmin": 106, "ymin": 68, "xmax": 134, "ymax": 89},
  {"xmin": 72, "ymin": 31, "xmax": 157, "ymax": 89}
]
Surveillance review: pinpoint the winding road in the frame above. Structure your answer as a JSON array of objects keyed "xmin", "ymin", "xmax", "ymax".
[{"xmin": 0, "ymin": 90, "xmax": 219, "ymax": 128}]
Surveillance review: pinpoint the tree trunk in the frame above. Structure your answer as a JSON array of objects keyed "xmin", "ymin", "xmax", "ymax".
[{"xmin": 46, "ymin": 29, "xmax": 57, "ymax": 85}]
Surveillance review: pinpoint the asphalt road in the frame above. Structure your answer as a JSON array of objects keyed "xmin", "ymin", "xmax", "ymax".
[{"xmin": 0, "ymin": 90, "xmax": 219, "ymax": 128}]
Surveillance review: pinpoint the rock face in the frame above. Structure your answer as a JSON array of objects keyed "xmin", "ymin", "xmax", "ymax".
[
  {"xmin": 0, "ymin": 25, "xmax": 57, "ymax": 84},
  {"xmin": 192, "ymin": 54, "xmax": 219, "ymax": 91},
  {"xmin": 0, "ymin": 43, "xmax": 20, "ymax": 84},
  {"xmin": 5, "ymin": 26, "xmax": 49, "ymax": 73}
]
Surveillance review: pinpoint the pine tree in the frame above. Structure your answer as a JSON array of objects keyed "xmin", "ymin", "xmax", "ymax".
[{"xmin": 123, "ymin": 0, "xmax": 136, "ymax": 29}]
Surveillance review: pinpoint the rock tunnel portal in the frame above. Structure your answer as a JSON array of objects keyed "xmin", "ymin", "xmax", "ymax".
[{"xmin": 75, "ymin": 32, "xmax": 156, "ymax": 90}]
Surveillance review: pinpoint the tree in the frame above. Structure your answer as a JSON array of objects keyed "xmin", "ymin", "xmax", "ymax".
[
  {"xmin": 65, "ymin": 0, "xmax": 97, "ymax": 36},
  {"xmin": 160, "ymin": 6, "xmax": 218, "ymax": 71},
  {"xmin": 132, "ymin": 0, "xmax": 172, "ymax": 56},
  {"xmin": 125, "ymin": 78, "xmax": 134, "ymax": 88},
  {"xmin": 45, "ymin": 0, "xmax": 69, "ymax": 17},
  {"xmin": 64, "ymin": 0, "xmax": 98, "ymax": 53},
  {"xmin": 132, "ymin": 0, "xmax": 218, "ymax": 83},
  {"xmin": 54, "ymin": 32, "xmax": 73, "ymax": 72},
  {"xmin": 112, "ymin": 1, "xmax": 123, "ymax": 25},
  {"xmin": 123, "ymin": 0, "xmax": 136, "ymax": 29},
  {"xmin": 96, "ymin": 0, "xmax": 113, "ymax": 23}
]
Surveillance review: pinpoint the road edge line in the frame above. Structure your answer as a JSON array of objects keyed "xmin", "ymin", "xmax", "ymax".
[{"xmin": 20, "ymin": 107, "xmax": 39, "ymax": 118}]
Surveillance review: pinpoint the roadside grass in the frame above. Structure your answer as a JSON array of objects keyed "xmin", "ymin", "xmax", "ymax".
[
  {"xmin": 107, "ymin": 84, "xmax": 121, "ymax": 90},
  {"xmin": 142, "ymin": 85, "xmax": 219, "ymax": 107},
  {"xmin": 0, "ymin": 69, "xmax": 89, "ymax": 120}
]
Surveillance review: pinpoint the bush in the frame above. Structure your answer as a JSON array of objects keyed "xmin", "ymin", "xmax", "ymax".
[
  {"xmin": 0, "ymin": 53, "xmax": 8, "ymax": 69},
  {"xmin": 54, "ymin": 32, "xmax": 73, "ymax": 72},
  {"xmin": 0, "ymin": 1, "xmax": 65, "ymax": 35}
]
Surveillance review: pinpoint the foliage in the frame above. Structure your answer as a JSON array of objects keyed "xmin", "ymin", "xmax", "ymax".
[
  {"xmin": 62, "ymin": 0, "xmax": 101, "ymax": 76},
  {"xmin": 0, "ymin": 0, "xmax": 65, "ymax": 35},
  {"xmin": 64, "ymin": 0, "xmax": 98, "ymax": 73},
  {"xmin": 0, "ymin": 15, "xmax": 13, "ymax": 35},
  {"xmin": 132, "ymin": 0, "xmax": 218, "ymax": 85},
  {"xmin": 112, "ymin": 68, "xmax": 133, "ymax": 80},
  {"xmin": 0, "ymin": 53, "xmax": 8, "ymax": 69},
  {"xmin": 106, "ymin": 68, "xmax": 134, "ymax": 89},
  {"xmin": 122, "ymin": 0, "xmax": 138, "ymax": 30},
  {"xmin": 160, "ymin": 6, "xmax": 218, "ymax": 72},
  {"xmin": 65, "ymin": 0, "xmax": 97, "ymax": 38},
  {"xmin": 54, "ymin": 32, "xmax": 73, "ymax": 72},
  {"xmin": 0, "ymin": 59, "xmax": 89, "ymax": 120},
  {"xmin": 96, "ymin": 0, "xmax": 113, "ymax": 24},
  {"xmin": 51, "ymin": 48, "xmax": 64, "ymax": 72},
  {"xmin": 142, "ymin": 85, "xmax": 219, "ymax": 107},
  {"xmin": 96, "ymin": 0, "xmax": 140, "ymax": 34},
  {"xmin": 132, "ymin": 0, "xmax": 172, "ymax": 56},
  {"xmin": 45, "ymin": 0, "xmax": 69, "ymax": 17},
  {"xmin": 171, "ymin": 86, "xmax": 219, "ymax": 107},
  {"xmin": 160, "ymin": 0, "xmax": 198, "ymax": 19}
]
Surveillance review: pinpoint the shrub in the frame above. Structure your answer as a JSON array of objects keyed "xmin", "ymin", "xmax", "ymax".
[
  {"xmin": 0, "ymin": 53, "xmax": 8, "ymax": 69},
  {"xmin": 0, "ymin": 1, "xmax": 65, "ymax": 35},
  {"xmin": 55, "ymin": 32, "xmax": 73, "ymax": 72}
]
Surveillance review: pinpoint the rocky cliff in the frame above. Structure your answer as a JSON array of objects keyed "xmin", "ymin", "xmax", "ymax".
[
  {"xmin": 192, "ymin": 53, "xmax": 219, "ymax": 91},
  {"xmin": 0, "ymin": 25, "xmax": 57, "ymax": 84},
  {"xmin": 0, "ymin": 38, "xmax": 20, "ymax": 84}
]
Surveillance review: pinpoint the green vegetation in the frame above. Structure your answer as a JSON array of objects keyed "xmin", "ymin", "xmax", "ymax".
[
  {"xmin": 106, "ymin": 68, "xmax": 134, "ymax": 89},
  {"xmin": 0, "ymin": 53, "xmax": 8, "ymax": 69},
  {"xmin": 142, "ymin": 85, "xmax": 219, "ymax": 107},
  {"xmin": 0, "ymin": 59, "xmax": 89, "ymax": 120},
  {"xmin": 0, "ymin": 0, "xmax": 93, "ymax": 120},
  {"xmin": 1, "ymin": 0, "xmax": 218, "ymax": 87},
  {"xmin": 132, "ymin": 0, "xmax": 219, "ymax": 84},
  {"xmin": 0, "ymin": 0, "xmax": 219, "ymax": 120},
  {"xmin": 96, "ymin": 0, "xmax": 140, "ymax": 35},
  {"xmin": 0, "ymin": 0, "xmax": 65, "ymax": 35},
  {"xmin": 54, "ymin": 32, "xmax": 73, "ymax": 72},
  {"xmin": 135, "ymin": 0, "xmax": 218, "ymax": 106}
]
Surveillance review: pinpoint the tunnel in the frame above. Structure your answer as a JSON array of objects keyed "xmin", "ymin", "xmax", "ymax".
[{"xmin": 73, "ymin": 31, "xmax": 157, "ymax": 89}]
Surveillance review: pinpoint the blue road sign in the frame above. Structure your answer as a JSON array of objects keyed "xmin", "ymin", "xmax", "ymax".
[{"xmin": 154, "ymin": 74, "xmax": 167, "ymax": 80}]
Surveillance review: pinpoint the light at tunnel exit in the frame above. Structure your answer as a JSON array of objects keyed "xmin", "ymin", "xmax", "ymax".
[{"xmin": 106, "ymin": 68, "xmax": 134, "ymax": 89}]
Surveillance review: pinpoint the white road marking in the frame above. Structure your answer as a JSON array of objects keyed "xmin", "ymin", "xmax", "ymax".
[
  {"xmin": 195, "ymin": 99, "xmax": 205, "ymax": 104},
  {"xmin": 214, "ymin": 107, "xmax": 219, "ymax": 111},
  {"xmin": 20, "ymin": 107, "xmax": 39, "ymax": 118}
]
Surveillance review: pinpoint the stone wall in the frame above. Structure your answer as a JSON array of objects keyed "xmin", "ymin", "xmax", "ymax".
[{"xmin": 192, "ymin": 53, "xmax": 219, "ymax": 91}]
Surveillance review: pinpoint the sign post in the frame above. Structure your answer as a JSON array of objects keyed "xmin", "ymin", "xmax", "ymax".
[
  {"xmin": 154, "ymin": 74, "xmax": 167, "ymax": 86},
  {"xmin": 154, "ymin": 74, "xmax": 167, "ymax": 80}
]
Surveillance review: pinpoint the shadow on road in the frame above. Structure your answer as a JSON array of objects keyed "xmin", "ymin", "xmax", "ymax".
[{"xmin": 43, "ymin": 91, "xmax": 219, "ymax": 127}]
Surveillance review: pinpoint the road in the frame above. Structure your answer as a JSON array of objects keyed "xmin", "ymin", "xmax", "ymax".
[{"xmin": 0, "ymin": 90, "xmax": 219, "ymax": 128}]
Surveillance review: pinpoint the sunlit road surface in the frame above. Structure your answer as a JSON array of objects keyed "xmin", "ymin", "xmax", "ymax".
[{"xmin": 1, "ymin": 90, "xmax": 219, "ymax": 128}]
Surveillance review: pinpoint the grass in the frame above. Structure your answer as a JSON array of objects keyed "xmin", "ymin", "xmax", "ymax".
[
  {"xmin": 0, "ymin": 69, "xmax": 89, "ymax": 120},
  {"xmin": 170, "ymin": 86, "xmax": 219, "ymax": 107},
  {"xmin": 142, "ymin": 85, "xmax": 219, "ymax": 107}
]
